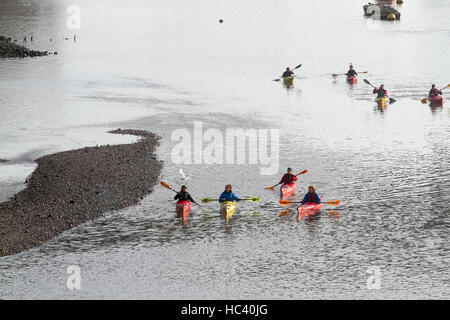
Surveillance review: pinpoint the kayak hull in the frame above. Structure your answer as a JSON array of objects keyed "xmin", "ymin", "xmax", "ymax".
[
  {"xmin": 176, "ymin": 201, "xmax": 191, "ymax": 219},
  {"xmin": 280, "ymin": 183, "xmax": 296, "ymax": 198},
  {"xmin": 297, "ymin": 202, "xmax": 323, "ymax": 220},
  {"xmin": 220, "ymin": 201, "xmax": 236, "ymax": 220},
  {"xmin": 347, "ymin": 75, "xmax": 357, "ymax": 84},
  {"xmin": 428, "ymin": 95, "xmax": 443, "ymax": 106},
  {"xmin": 282, "ymin": 76, "xmax": 294, "ymax": 86},
  {"xmin": 376, "ymin": 96, "xmax": 389, "ymax": 108}
]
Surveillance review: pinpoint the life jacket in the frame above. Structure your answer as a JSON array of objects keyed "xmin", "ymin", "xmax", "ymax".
[{"xmin": 281, "ymin": 173, "xmax": 296, "ymax": 184}]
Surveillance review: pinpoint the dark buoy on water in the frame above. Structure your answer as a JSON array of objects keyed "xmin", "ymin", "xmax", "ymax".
[{"xmin": 219, "ymin": 19, "xmax": 223, "ymax": 23}]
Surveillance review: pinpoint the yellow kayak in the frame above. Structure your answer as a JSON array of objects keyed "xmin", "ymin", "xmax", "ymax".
[
  {"xmin": 282, "ymin": 76, "xmax": 294, "ymax": 86},
  {"xmin": 376, "ymin": 96, "xmax": 389, "ymax": 108},
  {"xmin": 220, "ymin": 201, "xmax": 236, "ymax": 220}
]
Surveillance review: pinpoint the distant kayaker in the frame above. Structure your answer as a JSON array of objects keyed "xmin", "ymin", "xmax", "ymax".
[
  {"xmin": 373, "ymin": 84, "xmax": 388, "ymax": 98},
  {"xmin": 219, "ymin": 184, "xmax": 240, "ymax": 203},
  {"xmin": 282, "ymin": 67, "xmax": 294, "ymax": 78},
  {"xmin": 301, "ymin": 186, "xmax": 321, "ymax": 204},
  {"xmin": 429, "ymin": 84, "xmax": 442, "ymax": 97},
  {"xmin": 174, "ymin": 185, "xmax": 198, "ymax": 205},
  {"xmin": 346, "ymin": 65, "xmax": 358, "ymax": 77},
  {"xmin": 279, "ymin": 168, "xmax": 297, "ymax": 185}
]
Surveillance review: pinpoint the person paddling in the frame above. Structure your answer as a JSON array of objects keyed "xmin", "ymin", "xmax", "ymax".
[
  {"xmin": 373, "ymin": 84, "xmax": 388, "ymax": 98},
  {"xmin": 282, "ymin": 67, "xmax": 294, "ymax": 78},
  {"xmin": 301, "ymin": 186, "xmax": 321, "ymax": 204},
  {"xmin": 346, "ymin": 65, "xmax": 358, "ymax": 77},
  {"xmin": 219, "ymin": 184, "xmax": 240, "ymax": 203},
  {"xmin": 429, "ymin": 84, "xmax": 442, "ymax": 97},
  {"xmin": 279, "ymin": 168, "xmax": 297, "ymax": 185},
  {"xmin": 174, "ymin": 185, "xmax": 198, "ymax": 205}
]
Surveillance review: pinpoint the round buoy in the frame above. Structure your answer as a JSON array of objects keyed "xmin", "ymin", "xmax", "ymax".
[
  {"xmin": 219, "ymin": 19, "xmax": 223, "ymax": 23},
  {"xmin": 387, "ymin": 13, "xmax": 396, "ymax": 21}
]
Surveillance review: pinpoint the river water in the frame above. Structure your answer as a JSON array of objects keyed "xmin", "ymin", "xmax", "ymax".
[{"xmin": 1, "ymin": 0, "xmax": 449, "ymax": 299}]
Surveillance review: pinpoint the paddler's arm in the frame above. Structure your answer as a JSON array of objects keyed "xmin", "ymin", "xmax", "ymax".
[
  {"xmin": 174, "ymin": 193, "xmax": 180, "ymax": 200},
  {"xmin": 187, "ymin": 194, "xmax": 197, "ymax": 205}
]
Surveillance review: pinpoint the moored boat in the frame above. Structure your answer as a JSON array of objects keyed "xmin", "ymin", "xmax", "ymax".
[{"xmin": 220, "ymin": 201, "xmax": 236, "ymax": 220}]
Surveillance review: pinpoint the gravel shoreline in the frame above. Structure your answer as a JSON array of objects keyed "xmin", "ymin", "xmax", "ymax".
[{"xmin": 0, "ymin": 129, "xmax": 162, "ymax": 257}]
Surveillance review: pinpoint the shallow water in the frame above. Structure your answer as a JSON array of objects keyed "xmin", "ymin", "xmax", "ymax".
[{"xmin": 0, "ymin": 0, "xmax": 449, "ymax": 299}]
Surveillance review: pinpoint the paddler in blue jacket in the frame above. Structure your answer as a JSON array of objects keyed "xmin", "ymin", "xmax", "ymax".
[
  {"xmin": 219, "ymin": 184, "xmax": 240, "ymax": 202},
  {"xmin": 301, "ymin": 186, "xmax": 321, "ymax": 204}
]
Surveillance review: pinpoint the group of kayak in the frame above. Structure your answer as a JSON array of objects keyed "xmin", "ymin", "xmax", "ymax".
[
  {"xmin": 280, "ymin": 63, "xmax": 447, "ymax": 108},
  {"xmin": 162, "ymin": 168, "xmax": 325, "ymax": 222}
]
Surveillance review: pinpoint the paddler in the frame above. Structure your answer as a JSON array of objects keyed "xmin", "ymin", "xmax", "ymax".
[
  {"xmin": 279, "ymin": 168, "xmax": 297, "ymax": 185},
  {"xmin": 346, "ymin": 65, "xmax": 358, "ymax": 77},
  {"xmin": 174, "ymin": 185, "xmax": 198, "ymax": 205},
  {"xmin": 282, "ymin": 67, "xmax": 294, "ymax": 78},
  {"xmin": 373, "ymin": 84, "xmax": 388, "ymax": 98},
  {"xmin": 219, "ymin": 184, "xmax": 240, "ymax": 203},
  {"xmin": 301, "ymin": 186, "xmax": 321, "ymax": 204},
  {"xmin": 429, "ymin": 84, "xmax": 442, "ymax": 97}
]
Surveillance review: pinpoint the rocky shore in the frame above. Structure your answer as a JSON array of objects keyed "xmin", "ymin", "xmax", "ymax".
[
  {"xmin": 0, "ymin": 35, "xmax": 48, "ymax": 58},
  {"xmin": 0, "ymin": 129, "xmax": 162, "ymax": 256}
]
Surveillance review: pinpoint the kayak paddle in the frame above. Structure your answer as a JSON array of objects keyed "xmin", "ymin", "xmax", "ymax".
[
  {"xmin": 264, "ymin": 170, "xmax": 308, "ymax": 190},
  {"xmin": 332, "ymin": 71, "xmax": 368, "ymax": 77},
  {"xmin": 421, "ymin": 83, "xmax": 450, "ymax": 104},
  {"xmin": 201, "ymin": 197, "xmax": 260, "ymax": 203},
  {"xmin": 279, "ymin": 199, "xmax": 340, "ymax": 206},
  {"xmin": 273, "ymin": 64, "xmax": 302, "ymax": 81},
  {"xmin": 160, "ymin": 181, "xmax": 201, "ymax": 206},
  {"xmin": 364, "ymin": 79, "xmax": 396, "ymax": 104}
]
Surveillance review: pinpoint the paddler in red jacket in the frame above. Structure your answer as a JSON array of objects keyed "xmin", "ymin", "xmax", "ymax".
[
  {"xmin": 373, "ymin": 84, "xmax": 388, "ymax": 97},
  {"xmin": 429, "ymin": 84, "xmax": 442, "ymax": 97},
  {"xmin": 279, "ymin": 168, "xmax": 297, "ymax": 185}
]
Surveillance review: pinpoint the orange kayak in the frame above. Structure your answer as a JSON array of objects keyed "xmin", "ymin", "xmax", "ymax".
[{"xmin": 297, "ymin": 202, "xmax": 322, "ymax": 220}]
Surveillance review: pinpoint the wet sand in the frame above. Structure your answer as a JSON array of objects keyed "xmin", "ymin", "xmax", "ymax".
[{"xmin": 0, "ymin": 129, "xmax": 162, "ymax": 256}]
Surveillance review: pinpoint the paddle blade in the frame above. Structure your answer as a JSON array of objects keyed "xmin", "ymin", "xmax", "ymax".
[
  {"xmin": 296, "ymin": 169, "xmax": 308, "ymax": 176},
  {"xmin": 279, "ymin": 200, "xmax": 291, "ymax": 206},
  {"xmin": 325, "ymin": 200, "xmax": 340, "ymax": 206},
  {"xmin": 273, "ymin": 78, "xmax": 281, "ymax": 81},
  {"xmin": 363, "ymin": 79, "xmax": 371, "ymax": 85},
  {"xmin": 293, "ymin": 64, "xmax": 302, "ymax": 70},
  {"xmin": 421, "ymin": 97, "xmax": 429, "ymax": 104},
  {"xmin": 265, "ymin": 186, "xmax": 275, "ymax": 190},
  {"xmin": 160, "ymin": 181, "xmax": 171, "ymax": 189},
  {"xmin": 246, "ymin": 197, "xmax": 260, "ymax": 202},
  {"xmin": 201, "ymin": 198, "xmax": 213, "ymax": 203},
  {"xmin": 389, "ymin": 98, "xmax": 396, "ymax": 104}
]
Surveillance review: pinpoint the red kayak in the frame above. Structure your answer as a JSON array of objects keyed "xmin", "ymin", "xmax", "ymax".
[
  {"xmin": 429, "ymin": 95, "xmax": 443, "ymax": 106},
  {"xmin": 297, "ymin": 202, "xmax": 323, "ymax": 220},
  {"xmin": 176, "ymin": 201, "xmax": 191, "ymax": 219},
  {"xmin": 280, "ymin": 183, "xmax": 296, "ymax": 198},
  {"xmin": 347, "ymin": 75, "xmax": 357, "ymax": 85}
]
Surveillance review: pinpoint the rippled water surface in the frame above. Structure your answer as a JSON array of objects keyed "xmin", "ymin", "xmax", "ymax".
[{"xmin": 1, "ymin": 0, "xmax": 449, "ymax": 299}]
